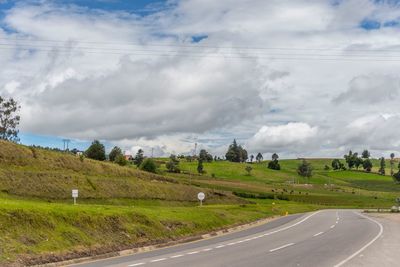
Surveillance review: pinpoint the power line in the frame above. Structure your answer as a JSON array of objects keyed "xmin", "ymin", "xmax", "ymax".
[
  {"xmin": 1, "ymin": 47, "xmax": 400, "ymax": 62},
  {"xmin": 1, "ymin": 43, "xmax": 400, "ymax": 58},
  {"xmin": 1, "ymin": 36, "xmax": 400, "ymax": 53}
]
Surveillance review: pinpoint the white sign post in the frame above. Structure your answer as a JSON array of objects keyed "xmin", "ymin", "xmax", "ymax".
[
  {"xmin": 197, "ymin": 192, "xmax": 205, "ymax": 206},
  {"xmin": 72, "ymin": 189, "xmax": 79, "ymax": 205}
]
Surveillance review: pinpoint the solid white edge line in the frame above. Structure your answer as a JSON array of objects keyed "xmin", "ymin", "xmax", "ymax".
[
  {"xmin": 333, "ymin": 211, "xmax": 384, "ymax": 267},
  {"xmin": 269, "ymin": 243, "xmax": 295, "ymax": 252},
  {"xmin": 128, "ymin": 263, "xmax": 145, "ymax": 266}
]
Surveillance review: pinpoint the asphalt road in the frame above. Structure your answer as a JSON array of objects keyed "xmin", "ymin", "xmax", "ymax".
[{"xmin": 71, "ymin": 210, "xmax": 387, "ymax": 267}]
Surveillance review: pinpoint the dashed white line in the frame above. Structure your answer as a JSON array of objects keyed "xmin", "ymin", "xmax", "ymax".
[
  {"xmin": 187, "ymin": 251, "xmax": 200, "ymax": 255},
  {"xmin": 170, "ymin": 254, "xmax": 184, "ymax": 258},
  {"xmin": 215, "ymin": 245, "xmax": 225, "ymax": 249},
  {"xmin": 150, "ymin": 258, "xmax": 167, "ymax": 263},
  {"xmin": 330, "ymin": 225, "xmax": 336, "ymax": 229},
  {"xmin": 313, "ymin": 231, "xmax": 324, "ymax": 237},
  {"xmin": 227, "ymin": 242, "xmax": 236, "ymax": 246},
  {"xmin": 269, "ymin": 243, "xmax": 295, "ymax": 252},
  {"xmin": 202, "ymin": 248, "xmax": 212, "ymax": 252},
  {"xmin": 128, "ymin": 263, "xmax": 145, "ymax": 267}
]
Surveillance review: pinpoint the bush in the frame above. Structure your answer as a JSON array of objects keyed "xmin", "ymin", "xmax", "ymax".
[
  {"xmin": 114, "ymin": 154, "xmax": 128, "ymax": 166},
  {"xmin": 139, "ymin": 158, "xmax": 158, "ymax": 173}
]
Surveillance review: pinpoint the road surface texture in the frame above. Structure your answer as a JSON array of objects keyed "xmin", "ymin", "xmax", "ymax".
[{"xmin": 71, "ymin": 210, "xmax": 398, "ymax": 267}]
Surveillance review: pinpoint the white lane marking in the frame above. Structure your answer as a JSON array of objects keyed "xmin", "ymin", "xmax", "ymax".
[
  {"xmin": 269, "ymin": 243, "xmax": 295, "ymax": 252},
  {"xmin": 202, "ymin": 248, "xmax": 212, "ymax": 252},
  {"xmin": 330, "ymin": 225, "xmax": 335, "ymax": 229},
  {"xmin": 150, "ymin": 258, "xmax": 167, "ymax": 263},
  {"xmin": 170, "ymin": 254, "xmax": 184, "ymax": 258},
  {"xmin": 125, "ymin": 210, "xmax": 322, "ymax": 266},
  {"xmin": 334, "ymin": 212, "xmax": 384, "ymax": 267},
  {"xmin": 336, "ymin": 221, "xmax": 339, "ymax": 224},
  {"xmin": 313, "ymin": 232, "xmax": 324, "ymax": 237}
]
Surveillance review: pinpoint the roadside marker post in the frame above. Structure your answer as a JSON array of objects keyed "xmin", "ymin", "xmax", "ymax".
[
  {"xmin": 197, "ymin": 192, "xmax": 205, "ymax": 206},
  {"xmin": 72, "ymin": 189, "xmax": 78, "ymax": 205}
]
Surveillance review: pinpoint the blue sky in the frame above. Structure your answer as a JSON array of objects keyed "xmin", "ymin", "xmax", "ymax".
[{"xmin": 0, "ymin": 0, "xmax": 168, "ymax": 14}]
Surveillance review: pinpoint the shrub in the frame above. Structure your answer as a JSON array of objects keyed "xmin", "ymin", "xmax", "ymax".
[
  {"xmin": 114, "ymin": 154, "xmax": 128, "ymax": 166},
  {"xmin": 140, "ymin": 158, "xmax": 157, "ymax": 173}
]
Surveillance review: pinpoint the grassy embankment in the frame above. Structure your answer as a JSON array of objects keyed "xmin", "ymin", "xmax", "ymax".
[
  {"xmin": 1, "ymin": 140, "xmax": 398, "ymax": 265},
  {"xmin": 0, "ymin": 140, "xmax": 319, "ymax": 266}
]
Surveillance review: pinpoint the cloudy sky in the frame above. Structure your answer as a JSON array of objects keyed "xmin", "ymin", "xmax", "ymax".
[{"xmin": 1, "ymin": 0, "xmax": 400, "ymax": 158}]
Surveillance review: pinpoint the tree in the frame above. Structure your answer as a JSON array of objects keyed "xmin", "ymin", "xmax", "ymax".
[
  {"xmin": 331, "ymin": 159, "xmax": 344, "ymax": 170},
  {"xmin": 255, "ymin": 153, "xmax": 263, "ymax": 163},
  {"xmin": 199, "ymin": 149, "xmax": 213, "ymax": 162},
  {"xmin": 134, "ymin": 149, "xmax": 145, "ymax": 166},
  {"xmin": 362, "ymin": 150, "xmax": 370, "ymax": 159},
  {"xmin": 85, "ymin": 140, "xmax": 106, "ymax": 161},
  {"xmin": 268, "ymin": 153, "xmax": 281, "ymax": 170},
  {"xmin": 297, "ymin": 160, "xmax": 313, "ymax": 183},
  {"xmin": 378, "ymin": 157, "xmax": 386, "ymax": 175},
  {"xmin": 245, "ymin": 165, "xmax": 252, "ymax": 176},
  {"xmin": 115, "ymin": 154, "xmax": 128, "ymax": 166},
  {"xmin": 197, "ymin": 159, "xmax": 204, "ymax": 174},
  {"xmin": 363, "ymin": 159, "xmax": 372, "ymax": 172},
  {"xmin": 0, "ymin": 96, "xmax": 20, "ymax": 142},
  {"xmin": 166, "ymin": 154, "xmax": 180, "ymax": 173},
  {"xmin": 355, "ymin": 157, "xmax": 363, "ymax": 170},
  {"xmin": 390, "ymin": 153, "xmax": 395, "ymax": 176},
  {"xmin": 250, "ymin": 154, "xmax": 254, "ymax": 163},
  {"xmin": 140, "ymin": 158, "xmax": 157, "ymax": 173},
  {"xmin": 225, "ymin": 139, "xmax": 248, "ymax": 163},
  {"xmin": 109, "ymin": 146, "xmax": 123, "ymax": 162},
  {"xmin": 344, "ymin": 150, "xmax": 357, "ymax": 169}
]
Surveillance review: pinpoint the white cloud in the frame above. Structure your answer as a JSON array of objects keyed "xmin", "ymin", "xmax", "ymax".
[
  {"xmin": 248, "ymin": 123, "xmax": 318, "ymax": 153},
  {"xmin": 2, "ymin": 1, "xmax": 400, "ymax": 157}
]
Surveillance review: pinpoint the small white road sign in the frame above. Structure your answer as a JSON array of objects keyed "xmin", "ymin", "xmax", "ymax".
[
  {"xmin": 72, "ymin": 189, "xmax": 78, "ymax": 204},
  {"xmin": 198, "ymin": 192, "xmax": 205, "ymax": 206}
]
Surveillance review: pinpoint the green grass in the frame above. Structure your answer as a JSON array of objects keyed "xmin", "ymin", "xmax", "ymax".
[
  {"xmin": 1, "ymin": 140, "xmax": 399, "ymax": 265},
  {"xmin": 0, "ymin": 196, "xmax": 320, "ymax": 265}
]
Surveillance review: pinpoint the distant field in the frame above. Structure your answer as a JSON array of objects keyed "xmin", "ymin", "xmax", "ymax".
[{"xmin": 0, "ymin": 140, "xmax": 399, "ymax": 266}]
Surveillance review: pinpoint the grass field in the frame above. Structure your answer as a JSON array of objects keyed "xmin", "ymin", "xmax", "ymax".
[{"xmin": 0, "ymin": 140, "xmax": 399, "ymax": 266}]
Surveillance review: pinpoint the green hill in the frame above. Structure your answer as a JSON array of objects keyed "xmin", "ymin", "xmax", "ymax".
[
  {"xmin": 0, "ymin": 140, "xmax": 398, "ymax": 266},
  {"xmin": 0, "ymin": 140, "xmax": 239, "ymax": 204}
]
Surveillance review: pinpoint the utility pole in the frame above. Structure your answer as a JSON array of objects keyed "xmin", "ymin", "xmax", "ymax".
[
  {"xmin": 62, "ymin": 139, "xmax": 70, "ymax": 151},
  {"xmin": 151, "ymin": 148, "xmax": 154, "ymax": 158},
  {"xmin": 194, "ymin": 142, "xmax": 197, "ymax": 157}
]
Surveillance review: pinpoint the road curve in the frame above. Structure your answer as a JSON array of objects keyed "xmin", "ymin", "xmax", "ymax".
[{"xmin": 70, "ymin": 210, "xmax": 385, "ymax": 267}]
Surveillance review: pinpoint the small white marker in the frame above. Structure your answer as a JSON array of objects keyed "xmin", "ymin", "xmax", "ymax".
[
  {"xmin": 313, "ymin": 232, "xmax": 324, "ymax": 237},
  {"xmin": 128, "ymin": 263, "xmax": 145, "ymax": 266},
  {"xmin": 150, "ymin": 258, "xmax": 167, "ymax": 263},
  {"xmin": 331, "ymin": 225, "xmax": 335, "ymax": 229},
  {"xmin": 269, "ymin": 243, "xmax": 295, "ymax": 252}
]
